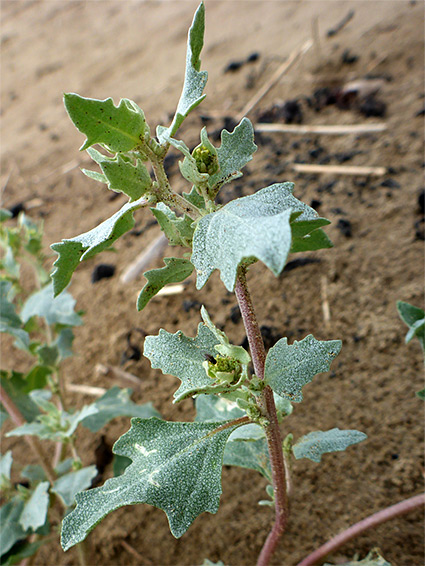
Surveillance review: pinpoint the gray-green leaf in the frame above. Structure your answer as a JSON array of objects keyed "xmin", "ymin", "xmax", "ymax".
[
  {"xmin": 52, "ymin": 466, "xmax": 97, "ymax": 507},
  {"xmin": 293, "ymin": 428, "xmax": 367, "ymax": 463},
  {"xmin": 144, "ymin": 323, "xmax": 220, "ymax": 402},
  {"xmin": 159, "ymin": 3, "xmax": 208, "ymax": 141},
  {"xmin": 396, "ymin": 301, "xmax": 425, "ymax": 351},
  {"xmin": 51, "ymin": 197, "xmax": 146, "ymax": 296},
  {"xmin": 61, "ymin": 417, "xmax": 239, "ymax": 549},
  {"xmin": 0, "ymin": 499, "xmax": 26, "ymax": 557},
  {"xmin": 19, "ymin": 481, "xmax": 50, "ymax": 531},
  {"xmin": 264, "ymin": 334, "xmax": 341, "ymax": 402},
  {"xmin": 151, "ymin": 203, "xmax": 195, "ymax": 247},
  {"xmin": 137, "ymin": 258, "xmax": 194, "ymax": 311},
  {"xmin": 207, "ymin": 118, "xmax": 257, "ymax": 192},
  {"xmin": 0, "ymin": 451, "xmax": 13, "ymax": 483},
  {"xmin": 0, "ymin": 281, "xmax": 29, "ymax": 351},
  {"xmin": 85, "ymin": 148, "xmax": 151, "ymax": 202},
  {"xmin": 223, "ymin": 437, "xmax": 271, "ymax": 479},
  {"xmin": 21, "ymin": 282, "xmax": 82, "ymax": 327},
  {"xmin": 80, "ymin": 386, "xmax": 160, "ymax": 432},
  {"xmin": 64, "ymin": 94, "xmax": 148, "ymax": 152},
  {"xmin": 191, "ymin": 183, "xmax": 327, "ymax": 291}
]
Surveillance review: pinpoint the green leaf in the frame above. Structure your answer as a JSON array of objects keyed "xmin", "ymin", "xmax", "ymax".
[
  {"xmin": 192, "ymin": 183, "xmax": 328, "ymax": 291},
  {"xmin": 112, "ymin": 454, "xmax": 131, "ymax": 477},
  {"xmin": 195, "ymin": 394, "xmax": 245, "ymax": 423},
  {"xmin": 264, "ymin": 334, "xmax": 341, "ymax": 402},
  {"xmin": 21, "ymin": 465, "xmax": 46, "ymax": 484},
  {"xmin": 292, "ymin": 428, "xmax": 367, "ymax": 463},
  {"xmin": 19, "ymin": 482, "xmax": 50, "ymax": 531},
  {"xmin": 0, "ymin": 451, "xmax": 13, "ymax": 483},
  {"xmin": 51, "ymin": 466, "xmax": 97, "ymax": 507},
  {"xmin": 0, "ymin": 281, "xmax": 29, "ymax": 351},
  {"xmin": 324, "ymin": 549, "xmax": 391, "ymax": 566},
  {"xmin": 290, "ymin": 218, "xmax": 333, "ymax": 253},
  {"xmin": 35, "ymin": 345, "xmax": 59, "ymax": 368},
  {"xmin": 21, "ymin": 283, "xmax": 82, "ymax": 327},
  {"xmin": 0, "ymin": 499, "xmax": 26, "ymax": 557},
  {"xmin": 80, "ymin": 386, "xmax": 160, "ymax": 432},
  {"xmin": 0, "ymin": 371, "xmax": 39, "ymax": 423},
  {"xmin": 396, "ymin": 301, "xmax": 425, "ymax": 351},
  {"xmin": 151, "ymin": 203, "xmax": 195, "ymax": 247},
  {"xmin": 0, "ymin": 538, "xmax": 46, "ymax": 566},
  {"xmin": 159, "ymin": 3, "xmax": 207, "ymax": 141},
  {"xmin": 223, "ymin": 437, "xmax": 271, "ymax": 479},
  {"xmin": 207, "ymin": 118, "xmax": 257, "ymax": 191},
  {"xmin": 144, "ymin": 322, "xmax": 245, "ymax": 402},
  {"xmin": 201, "ymin": 561, "xmax": 225, "ymax": 566},
  {"xmin": 61, "ymin": 417, "xmax": 240, "ymax": 549},
  {"xmin": 24, "ymin": 366, "xmax": 51, "ymax": 392},
  {"xmin": 63, "ymin": 94, "xmax": 148, "ymax": 153},
  {"xmin": 85, "ymin": 148, "xmax": 151, "ymax": 202},
  {"xmin": 137, "ymin": 258, "xmax": 194, "ymax": 311},
  {"xmin": 55, "ymin": 328, "xmax": 75, "ymax": 360},
  {"xmin": 416, "ymin": 388, "xmax": 425, "ymax": 400},
  {"xmin": 51, "ymin": 197, "xmax": 146, "ymax": 296},
  {"xmin": 144, "ymin": 323, "xmax": 219, "ymax": 402},
  {"xmin": 0, "ymin": 209, "xmax": 13, "ymax": 222}
]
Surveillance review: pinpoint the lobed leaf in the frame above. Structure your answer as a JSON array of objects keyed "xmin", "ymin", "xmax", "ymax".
[
  {"xmin": 51, "ymin": 466, "xmax": 98, "ymax": 507},
  {"xmin": 63, "ymin": 94, "xmax": 148, "ymax": 152},
  {"xmin": 61, "ymin": 417, "xmax": 240, "ymax": 549},
  {"xmin": 80, "ymin": 386, "xmax": 160, "ymax": 432},
  {"xmin": 151, "ymin": 203, "xmax": 195, "ymax": 247},
  {"xmin": 51, "ymin": 197, "xmax": 146, "ymax": 296},
  {"xmin": 85, "ymin": 148, "xmax": 152, "ymax": 202},
  {"xmin": 21, "ymin": 282, "xmax": 82, "ymax": 327},
  {"xmin": 193, "ymin": 182, "xmax": 319, "ymax": 291},
  {"xmin": 264, "ymin": 334, "xmax": 341, "ymax": 402},
  {"xmin": 0, "ymin": 281, "xmax": 30, "ymax": 351},
  {"xmin": 137, "ymin": 257, "xmax": 194, "ymax": 311},
  {"xmin": 396, "ymin": 301, "xmax": 425, "ymax": 351},
  {"xmin": 144, "ymin": 323, "xmax": 220, "ymax": 402},
  {"xmin": 159, "ymin": 3, "xmax": 208, "ymax": 141},
  {"xmin": 293, "ymin": 428, "xmax": 367, "ymax": 463},
  {"xmin": 19, "ymin": 481, "xmax": 50, "ymax": 531},
  {"xmin": 207, "ymin": 118, "xmax": 257, "ymax": 192}
]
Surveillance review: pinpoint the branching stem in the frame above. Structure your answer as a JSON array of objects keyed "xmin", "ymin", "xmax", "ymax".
[
  {"xmin": 234, "ymin": 266, "xmax": 289, "ymax": 566},
  {"xmin": 297, "ymin": 492, "xmax": 425, "ymax": 566}
]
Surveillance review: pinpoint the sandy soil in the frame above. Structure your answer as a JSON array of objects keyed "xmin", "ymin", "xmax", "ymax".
[{"xmin": 1, "ymin": 1, "xmax": 424, "ymax": 565}]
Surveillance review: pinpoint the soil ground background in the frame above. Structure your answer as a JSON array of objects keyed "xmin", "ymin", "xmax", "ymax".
[{"xmin": 1, "ymin": 1, "xmax": 424, "ymax": 565}]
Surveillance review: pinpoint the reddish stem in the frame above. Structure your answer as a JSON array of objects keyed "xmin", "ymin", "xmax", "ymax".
[
  {"xmin": 234, "ymin": 267, "xmax": 289, "ymax": 566},
  {"xmin": 297, "ymin": 492, "xmax": 425, "ymax": 566}
]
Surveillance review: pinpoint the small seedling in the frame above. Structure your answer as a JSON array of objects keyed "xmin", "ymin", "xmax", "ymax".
[{"xmin": 46, "ymin": 4, "xmax": 369, "ymax": 565}]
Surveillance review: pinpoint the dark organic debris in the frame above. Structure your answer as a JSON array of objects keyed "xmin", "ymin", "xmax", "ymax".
[
  {"xmin": 183, "ymin": 299, "xmax": 201, "ymax": 313},
  {"xmin": 418, "ymin": 189, "xmax": 424, "ymax": 215},
  {"xmin": 359, "ymin": 94, "xmax": 386, "ymax": 117},
  {"xmin": 414, "ymin": 218, "xmax": 424, "ymax": 241},
  {"xmin": 310, "ymin": 199, "xmax": 322, "ymax": 210},
  {"xmin": 121, "ymin": 328, "xmax": 145, "ymax": 365},
  {"xmin": 229, "ymin": 305, "xmax": 242, "ymax": 324},
  {"xmin": 415, "ymin": 105, "xmax": 425, "ymax": 117},
  {"xmin": 224, "ymin": 52, "xmax": 260, "ymax": 73},
  {"xmin": 8, "ymin": 202, "xmax": 25, "ymax": 218},
  {"xmin": 380, "ymin": 178, "xmax": 401, "ymax": 189},
  {"xmin": 342, "ymin": 49, "xmax": 359, "ymax": 65},
  {"xmin": 257, "ymin": 100, "xmax": 303, "ymax": 124},
  {"xmin": 91, "ymin": 264, "xmax": 116, "ymax": 283},
  {"xmin": 92, "ymin": 435, "xmax": 113, "ymax": 487},
  {"xmin": 241, "ymin": 325, "xmax": 282, "ymax": 352},
  {"xmin": 337, "ymin": 218, "xmax": 353, "ymax": 238},
  {"xmin": 327, "ymin": 9, "xmax": 355, "ymax": 37}
]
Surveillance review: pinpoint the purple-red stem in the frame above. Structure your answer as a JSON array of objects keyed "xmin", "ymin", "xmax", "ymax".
[
  {"xmin": 234, "ymin": 267, "xmax": 289, "ymax": 566},
  {"xmin": 297, "ymin": 492, "xmax": 425, "ymax": 566}
]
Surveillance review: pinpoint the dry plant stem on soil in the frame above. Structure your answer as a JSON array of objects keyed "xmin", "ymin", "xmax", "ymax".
[
  {"xmin": 235, "ymin": 267, "xmax": 289, "ymax": 566},
  {"xmin": 297, "ymin": 493, "xmax": 425, "ymax": 566}
]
